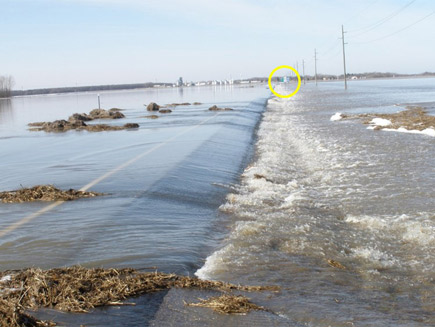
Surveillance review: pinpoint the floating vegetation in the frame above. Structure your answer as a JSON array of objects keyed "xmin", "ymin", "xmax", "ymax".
[
  {"xmin": 359, "ymin": 106, "xmax": 435, "ymax": 131},
  {"xmin": 0, "ymin": 185, "xmax": 103, "ymax": 203},
  {"xmin": 84, "ymin": 108, "xmax": 125, "ymax": 120},
  {"xmin": 166, "ymin": 102, "xmax": 191, "ymax": 107},
  {"xmin": 186, "ymin": 294, "xmax": 267, "ymax": 315},
  {"xmin": 209, "ymin": 105, "xmax": 233, "ymax": 111},
  {"xmin": 67, "ymin": 108, "xmax": 125, "ymax": 122},
  {"xmin": 28, "ymin": 108, "xmax": 138, "ymax": 133},
  {"xmin": 146, "ymin": 102, "xmax": 160, "ymax": 111},
  {"xmin": 28, "ymin": 120, "xmax": 138, "ymax": 132},
  {"xmin": 253, "ymin": 174, "xmax": 273, "ymax": 183},
  {"xmin": 142, "ymin": 115, "xmax": 159, "ymax": 119},
  {"xmin": 82, "ymin": 123, "xmax": 139, "ymax": 132},
  {"xmin": 327, "ymin": 259, "xmax": 346, "ymax": 270},
  {"xmin": 339, "ymin": 106, "xmax": 435, "ymax": 133},
  {"xmin": 0, "ymin": 266, "xmax": 278, "ymax": 326}
]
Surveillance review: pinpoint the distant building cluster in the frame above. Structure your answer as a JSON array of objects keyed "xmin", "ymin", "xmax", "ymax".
[{"xmin": 165, "ymin": 77, "xmax": 266, "ymax": 88}]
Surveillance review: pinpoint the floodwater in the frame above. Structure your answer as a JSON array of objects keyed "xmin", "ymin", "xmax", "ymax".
[{"xmin": 1, "ymin": 79, "xmax": 434, "ymax": 326}]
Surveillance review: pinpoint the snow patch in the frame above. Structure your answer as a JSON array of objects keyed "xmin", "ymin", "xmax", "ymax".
[
  {"xmin": 370, "ymin": 118, "xmax": 392, "ymax": 127},
  {"xmin": 0, "ymin": 275, "xmax": 11, "ymax": 283},
  {"xmin": 330, "ymin": 112, "xmax": 344, "ymax": 121},
  {"xmin": 383, "ymin": 127, "xmax": 435, "ymax": 137}
]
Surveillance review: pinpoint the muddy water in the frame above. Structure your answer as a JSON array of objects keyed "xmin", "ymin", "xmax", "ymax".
[
  {"xmin": 0, "ymin": 85, "xmax": 269, "ymax": 325},
  {"xmin": 192, "ymin": 78, "xmax": 435, "ymax": 326},
  {"xmin": 1, "ymin": 79, "xmax": 434, "ymax": 326}
]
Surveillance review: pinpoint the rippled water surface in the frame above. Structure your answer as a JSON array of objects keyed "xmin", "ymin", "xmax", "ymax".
[
  {"xmin": 196, "ymin": 78, "xmax": 434, "ymax": 327},
  {"xmin": 1, "ymin": 79, "xmax": 434, "ymax": 326}
]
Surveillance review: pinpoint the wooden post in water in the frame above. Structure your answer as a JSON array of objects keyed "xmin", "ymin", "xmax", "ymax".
[{"xmin": 98, "ymin": 94, "xmax": 101, "ymax": 109}]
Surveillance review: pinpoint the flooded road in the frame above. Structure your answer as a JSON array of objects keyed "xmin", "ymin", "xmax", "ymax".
[
  {"xmin": 1, "ymin": 79, "xmax": 434, "ymax": 326},
  {"xmin": 0, "ymin": 85, "xmax": 268, "ymax": 276}
]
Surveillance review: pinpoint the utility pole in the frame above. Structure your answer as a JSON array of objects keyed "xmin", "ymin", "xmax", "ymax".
[
  {"xmin": 314, "ymin": 49, "xmax": 318, "ymax": 86},
  {"xmin": 302, "ymin": 60, "xmax": 306, "ymax": 85},
  {"xmin": 341, "ymin": 25, "xmax": 348, "ymax": 90}
]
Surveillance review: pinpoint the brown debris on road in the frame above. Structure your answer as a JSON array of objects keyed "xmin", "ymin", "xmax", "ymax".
[
  {"xmin": 340, "ymin": 106, "xmax": 435, "ymax": 132},
  {"xmin": 166, "ymin": 102, "xmax": 191, "ymax": 107},
  {"xmin": 209, "ymin": 105, "xmax": 233, "ymax": 111},
  {"xmin": 186, "ymin": 294, "xmax": 267, "ymax": 315},
  {"xmin": 146, "ymin": 102, "xmax": 160, "ymax": 111},
  {"xmin": 68, "ymin": 108, "xmax": 125, "ymax": 122},
  {"xmin": 0, "ymin": 185, "xmax": 103, "ymax": 203},
  {"xmin": 28, "ymin": 108, "xmax": 136, "ymax": 133},
  {"xmin": 0, "ymin": 266, "xmax": 278, "ymax": 326},
  {"xmin": 29, "ymin": 120, "xmax": 138, "ymax": 132},
  {"xmin": 327, "ymin": 259, "xmax": 346, "ymax": 270}
]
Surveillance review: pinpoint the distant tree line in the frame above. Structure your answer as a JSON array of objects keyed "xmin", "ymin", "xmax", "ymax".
[
  {"xmin": 0, "ymin": 75, "xmax": 14, "ymax": 98},
  {"xmin": 12, "ymin": 82, "xmax": 173, "ymax": 96}
]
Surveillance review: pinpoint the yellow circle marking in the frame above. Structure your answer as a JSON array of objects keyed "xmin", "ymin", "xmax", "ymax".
[{"xmin": 268, "ymin": 65, "xmax": 301, "ymax": 98}]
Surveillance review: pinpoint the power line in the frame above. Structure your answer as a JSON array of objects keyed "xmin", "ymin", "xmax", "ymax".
[
  {"xmin": 352, "ymin": 9, "xmax": 435, "ymax": 44},
  {"xmin": 349, "ymin": 0, "xmax": 418, "ymax": 36},
  {"xmin": 343, "ymin": 0, "xmax": 380, "ymax": 25},
  {"xmin": 320, "ymin": 40, "xmax": 341, "ymax": 56}
]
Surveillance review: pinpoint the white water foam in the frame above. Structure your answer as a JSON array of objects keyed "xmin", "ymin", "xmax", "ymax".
[{"xmin": 196, "ymin": 93, "xmax": 434, "ymax": 294}]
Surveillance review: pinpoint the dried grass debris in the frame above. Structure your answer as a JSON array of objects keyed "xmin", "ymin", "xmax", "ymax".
[
  {"xmin": 0, "ymin": 266, "xmax": 278, "ymax": 326},
  {"xmin": 345, "ymin": 106, "xmax": 435, "ymax": 132},
  {"xmin": 327, "ymin": 259, "xmax": 346, "ymax": 270},
  {"xmin": 186, "ymin": 294, "xmax": 267, "ymax": 315},
  {"xmin": 28, "ymin": 108, "xmax": 132, "ymax": 133},
  {"xmin": 87, "ymin": 109, "xmax": 125, "ymax": 120},
  {"xmin": 146, "ymin": 102, "xmax": 160, "ymax": 111},
  {"xmin": 0, "ymin": 185, "xmax": 103, "ymax": 203},
  {"xmin": 209, "ymin": 105, "xmax": 233, "ymax": 111},
  {"xmin": 166, "ymin": 103, "xmax": 191, "ymax": 107}
]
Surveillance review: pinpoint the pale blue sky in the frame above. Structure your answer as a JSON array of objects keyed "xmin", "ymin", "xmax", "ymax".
[{"xmin": 1, "ymin": 0, "xmax": 434, "ymax": 89}]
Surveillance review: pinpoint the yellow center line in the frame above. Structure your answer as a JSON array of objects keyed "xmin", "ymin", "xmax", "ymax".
[{"xmin": 0, "ymin": 113, "xmax": 220, "ymax": 238}]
